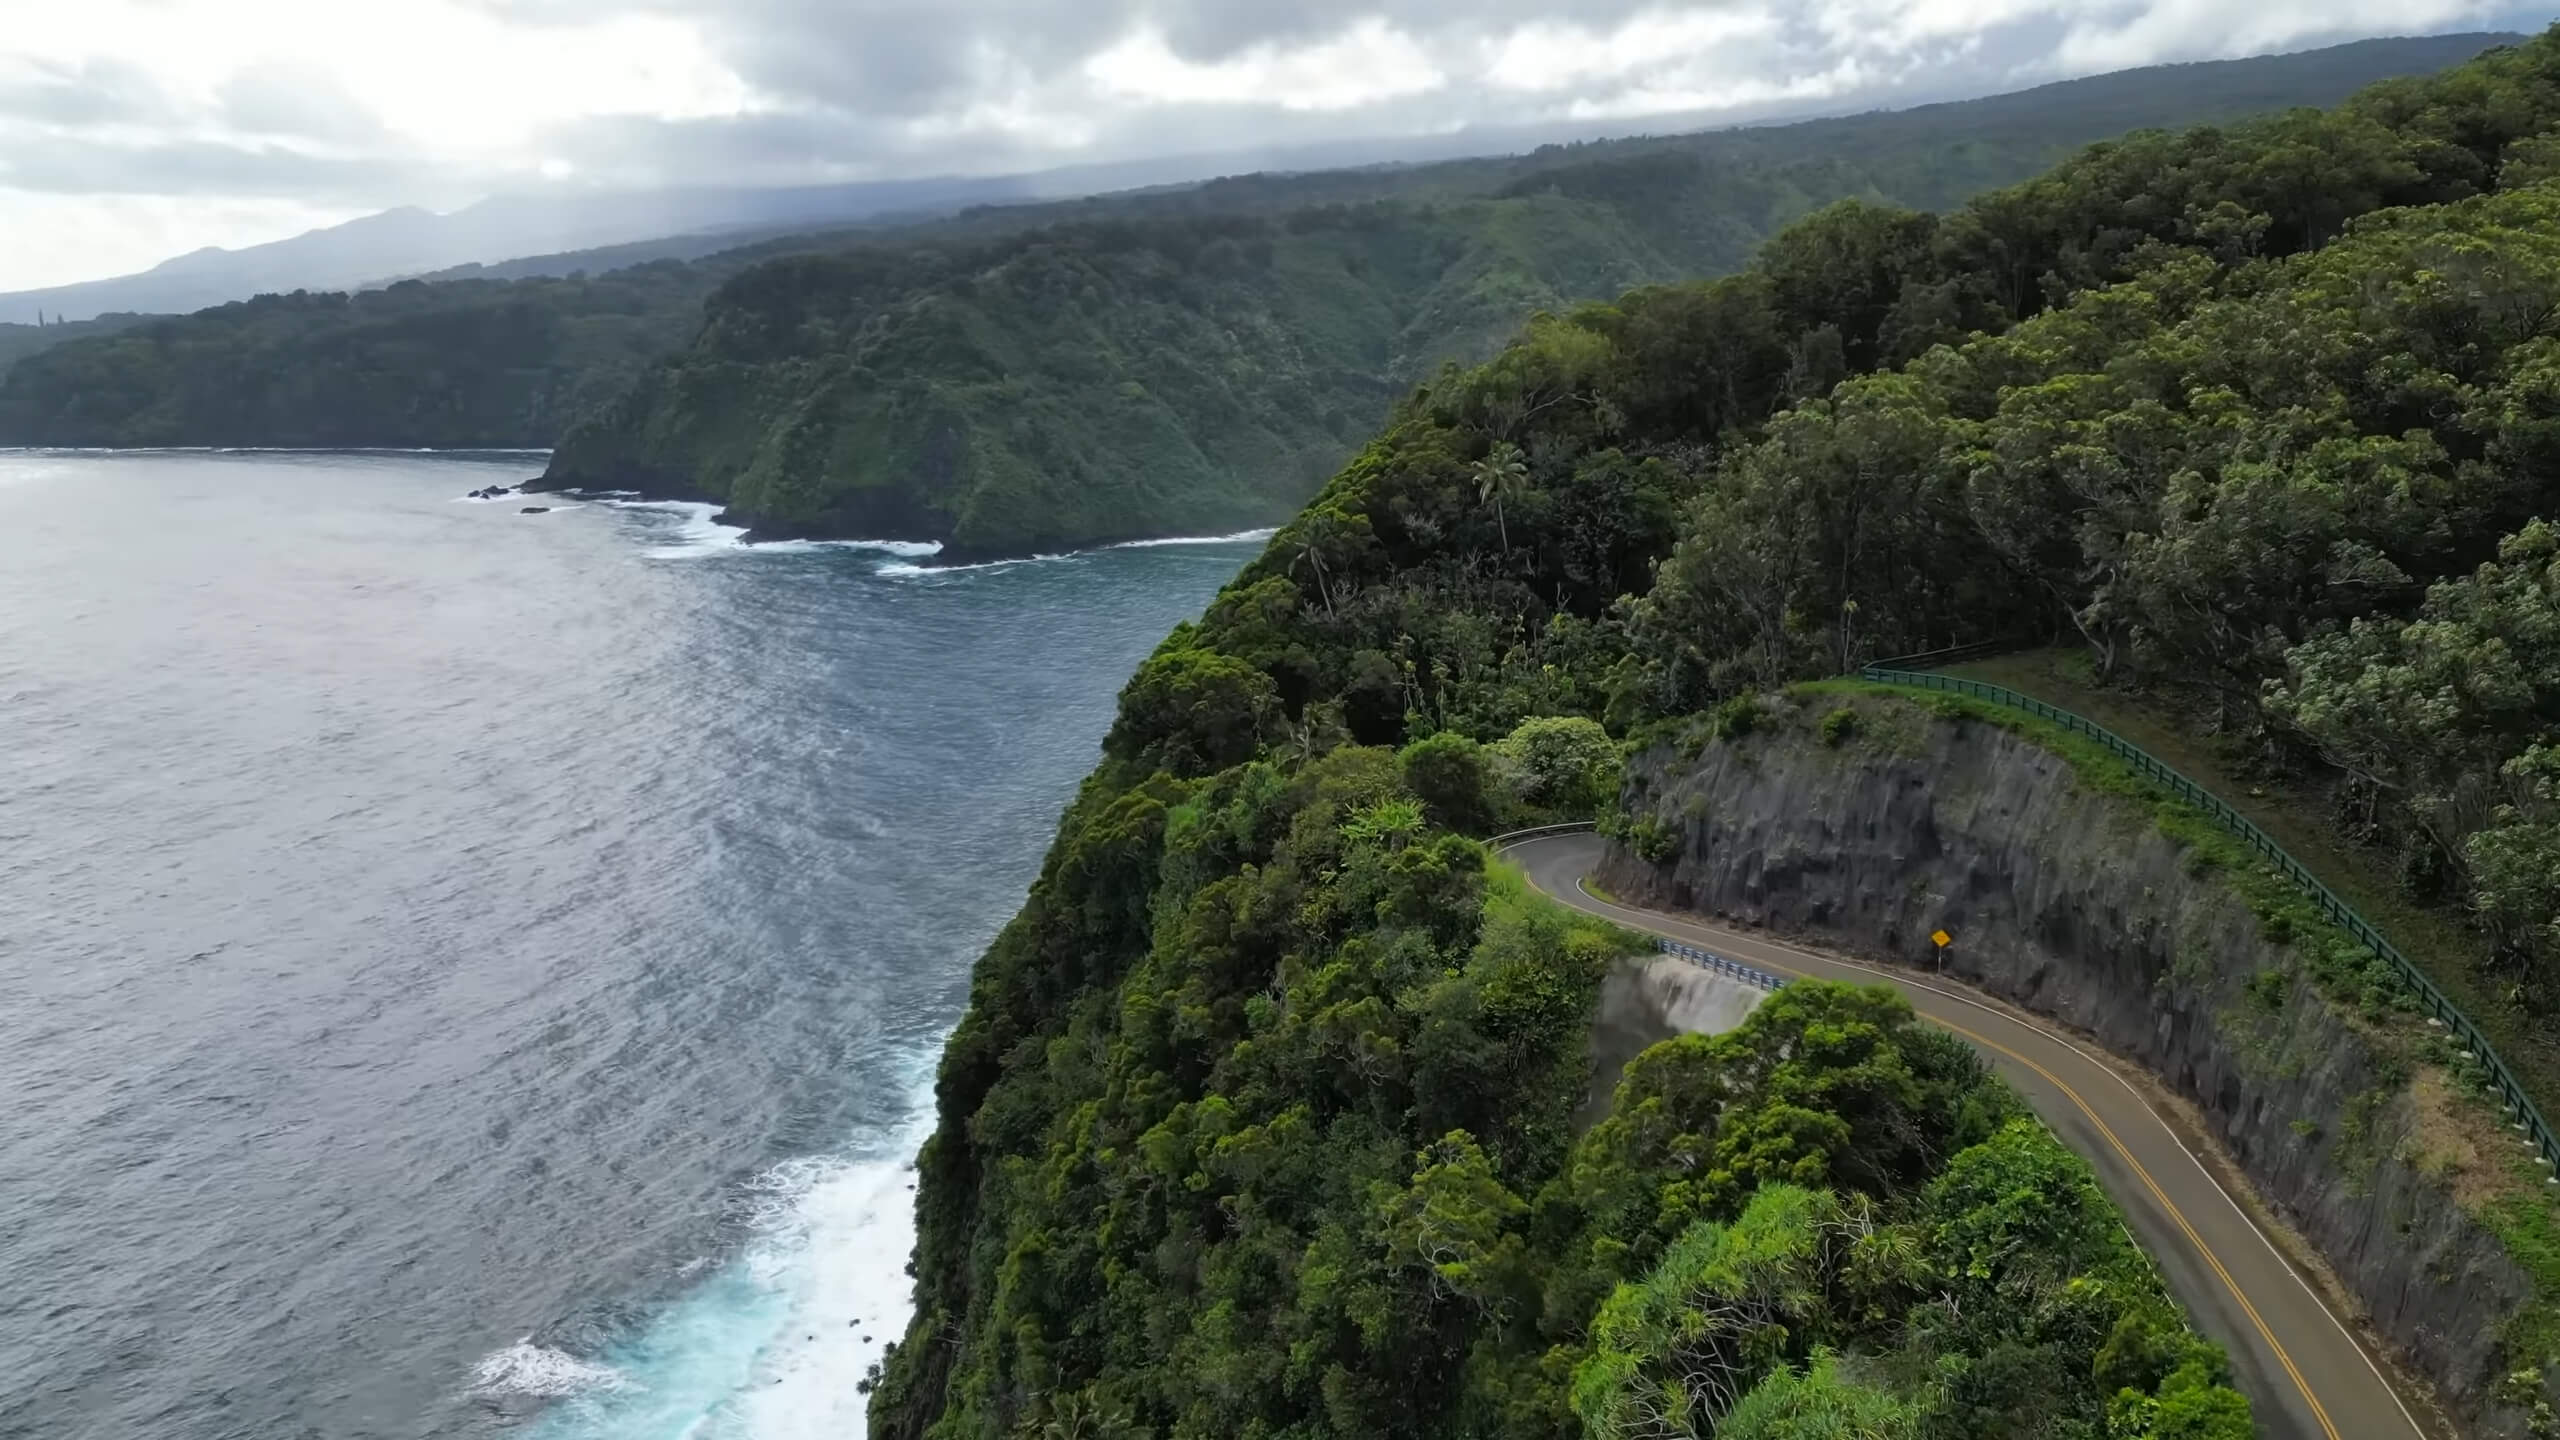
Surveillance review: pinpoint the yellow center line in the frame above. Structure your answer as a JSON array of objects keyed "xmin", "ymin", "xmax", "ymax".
[
  {"xmin": 1556, "ymin": 868, "xmax": 2346, "ymax": 1440},
  {"xmin": 1939, "ymin": 1015, "xmax": 2340, "ymax": 1440}
]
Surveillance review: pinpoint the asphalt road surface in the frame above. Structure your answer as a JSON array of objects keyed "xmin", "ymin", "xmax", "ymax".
[{"xmin": 1507, "ymin": 831, "xmax": 2430, "ymax": 1440}]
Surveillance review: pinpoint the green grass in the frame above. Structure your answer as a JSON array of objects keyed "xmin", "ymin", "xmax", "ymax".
[{"xmin": 1485, "ymin": 854, "xmax": 1651, "ymax": 956}]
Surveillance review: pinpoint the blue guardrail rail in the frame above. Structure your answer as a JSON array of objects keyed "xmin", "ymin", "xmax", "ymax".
[{"xmin": 1654, "ymin": 938, "xmax": 1786, "ymax": 992}]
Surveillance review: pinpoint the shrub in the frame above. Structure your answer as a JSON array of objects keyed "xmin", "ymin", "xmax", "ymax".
[
  {"xmin": 1492, "ymin": 715, "xmax": 1623, "ymax": 818},
  {"xmin": 1400, "ymin": 731, "xmax": 1495, "ymax": 833},
  {"xmin": 1710, "ymin": 694, "xmax": 1765, "ymax": 739}
]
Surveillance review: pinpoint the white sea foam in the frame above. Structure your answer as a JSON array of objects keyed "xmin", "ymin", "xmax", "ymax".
[
  {"xmin": 758, "ymin": 537, "xmax": 944, "ymax": 558},
  {"xmin": 472, "ymin": 1340, "xmax": 631, "ymax": 1398},
  {"xmin": 597, "ymin": 498, "xmax": 943, "ymax": 562},
  {"xmin": 876, "ymin": 552, "xmax": 1072, "ymax": 578},
  {"xmin": 1111, "ymin": 527, "xmax": 1277, "ymax": 548},
  {"xmin": 596, "ymin": 499, "xmax": 745, "ymax": 558},
  {"xmin": 513, "ymin": 1068, "xmax": 939, "ymax": 1440},
  {"xmin": 875, "ymin": 528, "xmax": 1270, "ymax": 576}
]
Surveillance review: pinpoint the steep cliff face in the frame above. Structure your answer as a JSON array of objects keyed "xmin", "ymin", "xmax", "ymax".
[
  {"xmin": 1579, "ymin": 956, "xmax": 1766, "ymax": 1127},
  {"xmin": 1601, "ymin": 691, "xmax": 2544, "ymax": 1431}
]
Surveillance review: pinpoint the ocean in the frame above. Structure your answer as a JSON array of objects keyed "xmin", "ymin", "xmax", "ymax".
[{"xmin": 0, "ymin": 450, "xmax": 1263, "ymax": 1439}]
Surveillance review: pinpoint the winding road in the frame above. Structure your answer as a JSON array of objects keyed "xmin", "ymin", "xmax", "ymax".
[{"xmin": 1505, "ymin": 831, "xmax": 2433, "ymax": 1440}]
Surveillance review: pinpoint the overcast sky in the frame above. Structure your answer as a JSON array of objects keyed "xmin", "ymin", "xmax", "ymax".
[{"xmin": 0, "ymin": 0, "xmax": 2543, "ymax": 291}]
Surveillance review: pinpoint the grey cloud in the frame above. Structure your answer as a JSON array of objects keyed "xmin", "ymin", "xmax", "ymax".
[
  {"xmin": 1141, "ymin": 0, "xmax": 1670, "ymax": 62},
  {"xmin": 0, "ymin": 132, "xmax": 446, "ymax": 201},
  {"xmin": 715, "ymin": 8, "xmax": 1005, "ymax": 114},
  {"xmin": 217, "ymin": 63, "xmax": 389, "ymax": 144},
  {"xmin": 473, "ymin": 0, "xmax": 1126, "ymax": 112},
  {"xmin": 468, "ymin": 0, "xmax": 2539, "ymax": 119},
  {"xmin": 535, "ymin": 108, "xmax": 923, "ymax": 187},
  {"xmin": 0, "ymin": 58, "xmax": 182, "ymax": 128},
  {"xmin": 9, "ymin": 1, "xmax": 2548, "ymax": 216},
  {"xmin": 470, "ymin": 0, "xmax": 2030, "ymax": 127},
  {"xmin": 0, "ymin": 57, "xmax": 413, "ymax": 209}
]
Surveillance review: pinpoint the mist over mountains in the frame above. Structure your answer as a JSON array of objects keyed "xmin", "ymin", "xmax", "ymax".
[{"xmin": 0, "ymin": 30, "xmax": 2519, "ymax": 326}]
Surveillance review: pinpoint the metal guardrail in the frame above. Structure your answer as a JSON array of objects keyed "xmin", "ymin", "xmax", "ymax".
[
  {"xmin": 1486, "ymin": 820, "xmax": 1597, "ymax": 850},
  {"xmin": 1863, "ymin": 663, "xmax": 2560, "ymax": 1182},
  {"xmin": 1484, "ymin": 821, "xmax": 1783, "ymax": 992},
  {"xmin": 1655, "ymin": 937, "xmax": 1785, "ymax": 992}
]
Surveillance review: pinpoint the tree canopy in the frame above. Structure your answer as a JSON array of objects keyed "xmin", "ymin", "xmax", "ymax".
[
  {"xmin": 0, "ymin": 34, "xmax": 2504, "ymax": 556},
  {"xmin": 881, "ymin": 28, "xmax": 2560, "ymax": 1438}
]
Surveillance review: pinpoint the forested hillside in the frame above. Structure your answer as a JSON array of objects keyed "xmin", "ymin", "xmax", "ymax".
[
  {"xmin": 0, "ymin": 314, "xmax": 147, "ymax": 383},
  {"xmin": 876, "ymin": 28, "xmax": 2560, "ymax": 1440},
  {"xmin": 540, "ymin": 195, "xmax": 1725, "ymax": 553},
  {"xmin": 540, "ymin": 34, "xmax": 2513, "ymax": 556},
  {"xmin": 0, "ymin": 34, "xmax": 2499, "ymax": 542},
  {"xmin": 0, "ymin": 270, "xmax": 705, "ymax": 449}
]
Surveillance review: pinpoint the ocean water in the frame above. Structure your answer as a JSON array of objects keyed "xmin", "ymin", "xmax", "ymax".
[{"xmin": 0, "ymin": 451, "xmax": 1263, "ymax": 1439}]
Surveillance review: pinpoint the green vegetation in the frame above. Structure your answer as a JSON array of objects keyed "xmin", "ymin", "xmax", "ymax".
[
  {"xmin": 544, "ymin": 202, "xmax": 1679, "ymax": 552},
  {"xmin": 550, "ymin": 32, "xmax": 2526, "ymax": 557},
  {"xmin": 1607, "ymin": 41, "xmax": 2560, "ymax": 1025},
  {"xmin": 1951, "ymin": 647, "xmax": 2560, "ymax": 1199},
  {"xmin": 1786, "ymin": 679, "xmax": 2560, "ymax": 1365},
  {"xmin": 0, "ymin": 36, "xmax": 2497, "ymax": 552},
  {"xmin": 1490, "ymin": 716, "xmax": 1623, "ymax": 820},
  {"xmin": 0, "ymin": 314, "xmax": 148, "ymax": 381},
  {"xmin": 877, "ymin": 747, "xmax": 2245, "ymax": 1439},
  {"xmin": 1569, "ymin": 1117, "xmax": 2249, "ymax": 1440},
  {"xmin": 0, "ymin": 272, "xmax": 706, "ymax": 448},
  {"xmin": 1798, "ymin": 680, "xmax": 2424, "ymax": 1017},
  {"xmin": 1818, "ymin": 707, "xmax": 1860, "ymax": 747},
  {"xmin": 883, "ymin": 29, "xmax": 2560, "ymax": 1435},
  {"xmin": 2274, "ymin": 525, "xmax": 2560, "ymax": 994}
]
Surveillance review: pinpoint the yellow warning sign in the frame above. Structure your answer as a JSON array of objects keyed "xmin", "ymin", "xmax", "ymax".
[{"xmin": 1931, "ymin": 929, "xmax": 1952, "ymax": 948}]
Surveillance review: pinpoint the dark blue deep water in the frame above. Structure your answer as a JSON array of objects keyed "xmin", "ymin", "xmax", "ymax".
[{"xmin": 0, "ymin": 452, "xmax": 1262, "ymax": 1440}]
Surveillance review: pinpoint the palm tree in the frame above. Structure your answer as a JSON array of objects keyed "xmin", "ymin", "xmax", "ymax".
[
  {"xmin": 1340, "ymin": 797, "xmax": 1427, "ymax": 852},
  {"xmin": 1289, "ymin": 533, "xmax": 1335, "ymax": 617},
  {"xmin": 1470, "ymin": 442, "xmax": 1529, "ymax": 554}
]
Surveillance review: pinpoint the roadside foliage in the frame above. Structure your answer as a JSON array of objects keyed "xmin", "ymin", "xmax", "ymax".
[{"xmin": 852, "ymin": 24, "xmax": 2560, "ymax": 1440}]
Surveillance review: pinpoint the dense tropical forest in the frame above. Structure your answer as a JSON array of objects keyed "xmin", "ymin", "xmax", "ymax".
[
  {"xmin": 541, "ymin": 197, "xmax": 1701, "ymax": 552},
  {"xmin": 0, "ymin": 35, "xmax": 2501, "ymax": 550},
  {"xmin": 0, "ymin": 269, "xmax": 707, "ymax": 450},
  {"xmin": 875, "ymin": 27, "xmax": 2560, "ymax": 1440},
  {"xmin": 534, "ymin": 33, "xmax": 2515, "ymax": 557},
  {"xmin": 0, "ymin": 314, "xmax": 144, "ymax": 383}
]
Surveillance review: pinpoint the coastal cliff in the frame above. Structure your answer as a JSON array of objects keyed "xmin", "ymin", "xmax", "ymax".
[{"xmin": 533, "ymin": 199, "xmax": 1680, "ymax": 558}]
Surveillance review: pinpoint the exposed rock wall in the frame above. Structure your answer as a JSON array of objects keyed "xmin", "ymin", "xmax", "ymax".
[
  {"xmin": 1600, "ymin": 694, "xmax": 2536, "ymax": 1431},
  {"xmin": 1579, "ymin": 957, "xmax": 1765, "ymax": 1128}
]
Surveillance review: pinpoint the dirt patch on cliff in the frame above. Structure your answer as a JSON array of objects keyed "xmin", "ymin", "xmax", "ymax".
[{"xmin": 2408, "ymin": 1069, "xmax": 2533, "ymax": 1215}]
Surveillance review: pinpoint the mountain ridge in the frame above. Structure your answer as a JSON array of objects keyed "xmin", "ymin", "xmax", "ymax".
[
  {"xmin": 531, "ymin": 31, "xmax": 2522, "ymax": 558},
  {"xmin": 0, "ymin": 31, "xmax": 2517, "ymax": 327}
]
